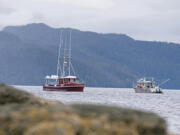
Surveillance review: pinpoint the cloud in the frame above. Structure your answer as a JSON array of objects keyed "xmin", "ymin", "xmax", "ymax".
[
  {"xmin": 0, "ymin": 0, "xmax": 15, "ymax": 15},
  {"xmin": 0, "ymin": 0, "xmax": 180, "ymax": 43}
]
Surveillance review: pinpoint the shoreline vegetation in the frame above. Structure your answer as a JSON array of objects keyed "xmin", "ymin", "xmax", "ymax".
[{"xmin": 0, "ymin": 83, "xmax": 175, "ymax": 135}]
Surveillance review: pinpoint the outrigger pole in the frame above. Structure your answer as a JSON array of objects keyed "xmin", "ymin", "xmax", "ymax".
[{"xmin": 158, "ymin": 79, "xmax": 170, "ymax": 87}]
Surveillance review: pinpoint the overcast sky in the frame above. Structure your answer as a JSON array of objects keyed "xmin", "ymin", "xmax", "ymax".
[{"xmin": 0, "ymin": 0, "xmax": 180, "ymax": 43}]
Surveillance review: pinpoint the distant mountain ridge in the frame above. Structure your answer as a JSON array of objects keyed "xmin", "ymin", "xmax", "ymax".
[{"xmin": 0, "ymin": 23, "xmax": 180, "ymax": 89}]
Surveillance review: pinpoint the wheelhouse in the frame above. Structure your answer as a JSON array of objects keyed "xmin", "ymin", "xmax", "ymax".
[
  {"xmin": 44, "ymin": 75, "xmax": 59, "ymax": 85},
  {"xmin": 136, "ymin": 78, "xmax": 155, "ymax": 88},
  {"xmin": 59, "ymin": 76, "xmax": 79, "ymax": 84}
]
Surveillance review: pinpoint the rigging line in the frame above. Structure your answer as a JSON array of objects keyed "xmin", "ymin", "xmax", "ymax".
[
  {"xmin": 57, "ymin": 30, "xmax": 63, "ymax": 77},
  {"xmin": 70, "ymin": 62, "xmax": 76, "ymax": 76}
]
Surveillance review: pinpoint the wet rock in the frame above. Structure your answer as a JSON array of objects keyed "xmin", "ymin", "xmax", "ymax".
[{"xmin": 0, "ymin": 83, "xmax": 167, "ymax": 135}]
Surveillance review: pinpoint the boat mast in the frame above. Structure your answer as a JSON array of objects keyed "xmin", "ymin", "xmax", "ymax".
[
  {"xmin": 68, "ymin": 30, "xmax": 72, "ymax": 76},
  {"xmin": 62, "ymin": 37, "xmax": 67, "ymax": 77},
  {"xmin": 56, "ymin": 30, "xmax": 63, "ymax": 77}
]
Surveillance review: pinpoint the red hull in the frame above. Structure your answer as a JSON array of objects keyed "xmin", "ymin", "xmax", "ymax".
[{"xmin": 43, "ymin": 85, "xmax": 84, "ymax": 92}]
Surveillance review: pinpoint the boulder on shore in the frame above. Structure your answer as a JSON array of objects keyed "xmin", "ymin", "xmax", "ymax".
[{"xmin": 0, "ymin": 83, "xmax": 167, "ymax": 135}]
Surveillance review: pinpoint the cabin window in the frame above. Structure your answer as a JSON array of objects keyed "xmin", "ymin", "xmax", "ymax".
[
  {"xmin": 146, "ymin": 83, "xmax": 152, "ymax": 88},
  {"xmin": 64, "ymin": 79, "xmax": 69, "ymax": 82},
  {"xmin": 59, "ymin": 79, "xmax": 63, "ymax": 84},
  {"xmin": 70, "ymin": 78, "xmax": 74, "ymax": 82},
  {"xmin": 47, "ymin": 79, "xmax": 57, "ymax": 85}
]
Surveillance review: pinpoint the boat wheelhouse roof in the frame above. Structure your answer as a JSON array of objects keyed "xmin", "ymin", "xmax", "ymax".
[
  {"xmin": 137, "ymin": 78, "xmax": 154, "ymax": 83},
  {"xmin": 137, "ymin": 80, "xmax": 153, "ymax": 83},
  {"xmin": 45, "ymin": 75, "xmax": 58, "ymax": 79},
  {"xmin": 61, "ymin": 76, "xmax": 78, "ymax": 79},
  {"xmin": 46, "ymin": 75, "xmax": 78, "ymax": 79}
]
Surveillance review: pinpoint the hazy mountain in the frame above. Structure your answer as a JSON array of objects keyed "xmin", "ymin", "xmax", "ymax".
[{"xmin": 1, "ymin": 23, "xmax": 180, "ymax": 89}]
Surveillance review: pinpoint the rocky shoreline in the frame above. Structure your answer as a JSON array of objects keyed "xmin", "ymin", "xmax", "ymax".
[{"xmin": 0, "ymin": 83, "xmax": 170, "ymax": 135}]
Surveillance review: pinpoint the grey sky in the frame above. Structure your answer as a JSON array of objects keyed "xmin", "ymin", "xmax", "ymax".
[{"xmin": 0, "ymin": 0, "xmax": 180, "ymax": 43}]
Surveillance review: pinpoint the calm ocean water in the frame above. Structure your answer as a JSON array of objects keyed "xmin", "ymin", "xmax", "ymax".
[{"xmin": 14, "ymin": 86, "xmax": 180, "ymax": 134}]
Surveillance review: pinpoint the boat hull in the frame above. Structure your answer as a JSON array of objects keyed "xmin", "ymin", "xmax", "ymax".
[
  {"xmin": 134, "ymin": 88, "xmax": 162, "ymax": 93},
  {"xmin": 43, "ymin": 85, "xmax": 84, "ymax": 92}
]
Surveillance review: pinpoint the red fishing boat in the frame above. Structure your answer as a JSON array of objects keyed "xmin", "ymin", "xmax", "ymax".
[{"xmin": 43, "ymin": 30, "xmax": 85, "ymax": 92}]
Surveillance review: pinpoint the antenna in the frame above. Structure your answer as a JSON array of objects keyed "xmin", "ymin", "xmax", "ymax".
[
  {"xmin": 69, "ymin": 30, "xmax": 72, "ymax": 76},
  {"xmin": 56, "ymin": 30, "xmax": 63, "ymax": 77}
]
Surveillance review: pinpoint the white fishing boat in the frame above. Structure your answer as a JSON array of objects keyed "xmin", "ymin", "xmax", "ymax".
[{"xmin": 134, "ymin": 78, "xmax": 169, "ymax": 93}]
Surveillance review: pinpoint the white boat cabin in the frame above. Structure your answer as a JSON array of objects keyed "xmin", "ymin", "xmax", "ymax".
[
  {"xmin": 45, "ymin": 75, "xmax": 79, "ymax": 85},
  {"xmin": 136, "ymin": 78, "xmax": 155, "ymax": 88},
  {"xmin": 59, "ymin": 76, "xmax": 79, "ymax": 84}
]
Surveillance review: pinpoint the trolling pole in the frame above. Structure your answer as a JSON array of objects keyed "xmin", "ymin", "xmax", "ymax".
[{"xmin": 158, "ymin": 79, "xmax": 170, "ymax": 87}]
